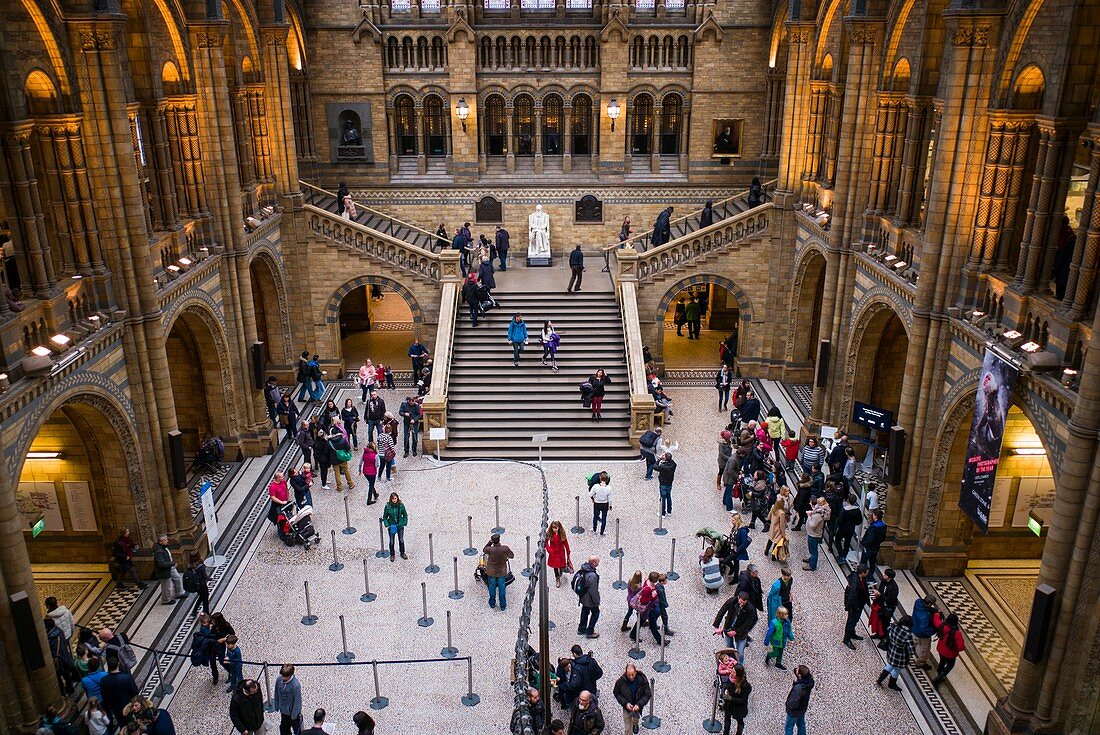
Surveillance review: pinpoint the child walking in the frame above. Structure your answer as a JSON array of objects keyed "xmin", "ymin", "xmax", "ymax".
[{"xmin": 763, "ymin": 607, "xmax": 795, "ymax": 670}]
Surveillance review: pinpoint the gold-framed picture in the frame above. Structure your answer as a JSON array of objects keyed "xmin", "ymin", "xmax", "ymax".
[{"xmin": 711, "ymin": 119, "xmax": 744, "ymax": 158}]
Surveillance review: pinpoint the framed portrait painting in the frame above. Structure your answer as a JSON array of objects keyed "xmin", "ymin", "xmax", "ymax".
[{"xmin": 711, "ymin": 119, "xmax": 744, "ymax": 158}]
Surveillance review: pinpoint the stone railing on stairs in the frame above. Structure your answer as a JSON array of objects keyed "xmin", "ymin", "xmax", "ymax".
[
  {"xmin": 420, "ymin": 276, "xmax": 460, "ymax": 452},
  {"xmin": 615, "ymin": 272, "xmax": 657, "ymax": 444},
  {"xmin": 301, "ymin": 181, "xmax": 440, "ymax": 251}
]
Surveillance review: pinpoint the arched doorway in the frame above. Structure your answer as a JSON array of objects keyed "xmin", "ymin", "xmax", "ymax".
[
  {"xmin": 790, "ymin": 250, "xmax": 827, "ymax": 374},
  {"xmin": 848, "ymin": 303, "xmax": 909, "ymax": 440},
  {"xmin": 249, "ymin": 256, "xmax": 289, "ymax": 367},
  {"xmin": 659, "ymin": 281, "xmax": 744, "ymax": 370},
  {"xmin": 166, "ymin": 308, "xmax": 234, "ymax": 457},
  {"xmin": 336, "ymin": 277, "xmax": 421, "ymax": 380}
]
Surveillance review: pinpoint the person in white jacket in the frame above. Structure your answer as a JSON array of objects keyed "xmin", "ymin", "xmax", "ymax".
[
  {"xmin": 45, "ymin": 596, "xmax": 74, "ymax": 642},
  {"xmin": 589, "ymin": 477, "xmax": 612, "ymax": 535}
]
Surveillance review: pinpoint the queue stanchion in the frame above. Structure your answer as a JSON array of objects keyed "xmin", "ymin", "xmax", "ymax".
[
  {"xmin": 654, "ymin": 503, "xmax": 667, "ymax": 536},
  {"xmin": 522, "ymin": 536, "xmax": 533, "ymax": 577},
  {"xmin": 342, "ymin": 495, "xmax": 357, "ymax": 535},
  {"xmin": 262, "ymin": 661, "xmax": 276, "ymax": 712},
  {"xmin": 417, "ymin": 581, "xmax": 434, "ymax": 627},
  {"xmin": 610, "ymin": 518, "xmax": 622, "ymax": 557},
  {"xmin": 360, "ymin": 559, "xmax": 376, "ymax": 603},
  {"xmin": 641, "ymin": 680, "xmax": 661, "ymax": 730},
  {"xmin": 461, "ymin": 657, "xmax": 481, "ymax": 706},
  {"xmin": 571, "ymin": 495, "xmax": 585, "ymax": 534},
  {"xmin": 492, "ymin": 495, "xmax": 505, "ymax": 534},
  {"xmin": 336, "ymin": 614, "xmax": 355, "ymax": 663},
  {"xmin": 703, "ymin": 681, "xmax": 722, "ymax": 732},
  {"xmin": 653, "ymin": 630, "xmax": 670, "ymax": 673},
  {"xmin": 425, "ymin": 532, "xmax": 440, "ymax": 574},
  {"xmin": 666, "ymin": 538, "xmax": 680, "ymax": 581},
  {"xmin": 152, "ymin": 650, "xmax": 173, "ymax": 696},
  {"xmin": 449, "ymin": 556, "xmax": 465, "ymax": 600},
  {"xmin": 628, "ymin": 618, "xmax": 645, "ymax": 660},
  {"xmin": 613, "ymin": 547, "xmax": 626, "ymax": 590},
  {"xmin": 369, "ymin": 660, "xmax": 388, "ymax": 710},
  {"xmin": 375, "ymin": 519, "xmax": 388, "ymax": 559},
  {"xmin": 328, "ymin": 529, "xmax": 344, "ymax": 571},
  {"xmin": 463, "ymin": 516, "xmax": 477, "ymax": 556},
  {"xmin": 301, "ymin": 580, "xmax": 318, "ymax": 625},
  {"xmin": 441, "ymin": 610, "xmax": 458, "ymax": 658}
]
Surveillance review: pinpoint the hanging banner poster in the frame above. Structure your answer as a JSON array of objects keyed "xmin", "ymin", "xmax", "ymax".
[{"xmin": 959, "ymin": 350, "xmax": 1019, "ymax": 532}]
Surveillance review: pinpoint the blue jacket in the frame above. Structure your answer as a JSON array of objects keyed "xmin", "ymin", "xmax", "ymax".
[
  {"xmin": 273, "ymin": 675, "xmax": 302, "ymax": 718},
  {"xmin": 767, "ymin": 578, "xmax": 791, "ymax": 622},
  {"xmin": 225, "ymin": 645, "xmax": 243, "ymax": 672},
  {"xmin": 732, "ymin": 526, "xmax": 751, "ymax": 561},
  {"xmin": 569, "ymin": 248, "xmax": 584, "ymax": 267},
  {"xmin": 765, "ymin": 617, "xmax": 795, "ymax": 648},
  {"xmin": 656, "ymin": 582, "xmax": 669, "ymax": 612},
  {"xmin": 862, "ymin": 519, "xmax": 887, "ymax": 552},
  {"xmin": 507, "ymin": 320, "xmax": 528, "ymax": 343},
  {"xmin": 911, "ymin": 598, "xmax": 936, "ymax": 638}
]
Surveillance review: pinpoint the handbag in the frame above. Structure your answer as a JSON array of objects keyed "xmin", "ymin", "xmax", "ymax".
[
  {"xmin": 278, "ymin": 413, "xmax": 289, "ymax": 426},
  {"xmin": 384, "ymin": 447, "xmax": 396, "ymax": 463},
  {"xmin": 335, "ymin": 448, "xmax": 352, "ymax": 463}
]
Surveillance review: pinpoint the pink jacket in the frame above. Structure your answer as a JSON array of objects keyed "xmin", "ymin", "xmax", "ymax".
[{"xmin": 361, "ymin": 448, "xmax": 378, "ymax": 477}]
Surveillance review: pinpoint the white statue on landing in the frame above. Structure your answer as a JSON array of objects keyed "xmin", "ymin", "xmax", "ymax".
[{"xmin": 528, "ymin": 204, "xmax": 551, "ymax": 258}]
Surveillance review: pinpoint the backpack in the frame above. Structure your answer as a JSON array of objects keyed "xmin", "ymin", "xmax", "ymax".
[
  {"xmin": 640, "ymin": 430, "xmax": 658, "ymax": 451},
  {"xmin": 107, "ymin": 632, "xmax": 138, "ymax": 672},
  {"xmin": 182, "ymin": 568, "xmax": 201, "ymax": 594},
  {"xmin": 571, "ymin": 569, "xmax": 588, "ymax": 598}
]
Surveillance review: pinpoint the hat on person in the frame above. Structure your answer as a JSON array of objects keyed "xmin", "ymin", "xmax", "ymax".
[{"xmin": 720, "ymin": 430, "xmax": 732, "ymax": 441}]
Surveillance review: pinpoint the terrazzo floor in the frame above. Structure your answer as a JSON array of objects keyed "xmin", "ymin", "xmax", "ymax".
[{"xmin": 166, "ymin": 387, "xmax": 924, "ymax": 735}]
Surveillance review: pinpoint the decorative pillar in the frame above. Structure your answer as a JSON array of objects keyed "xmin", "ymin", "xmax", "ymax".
[
  {"xmin": 893, "ymin": 98, "xmax": 932, "ymax": 226},
  {"xmin": 415, "ymin": 107, "xmax": 426, "ymax": 174},
  {"xmin": 534, "ymin": 109, "xmax": 543, "ymax": 174},
  {"xmin": 261, "ymin": 23, "xmax": 303, "ymax": 194},
  {"xmin": 164, "ymin": 98, "xmax": 208, "ymax": 221},
  {"xmin": 144, "ymin": 105, "xmax": 181, "ymax": 232},
  {"xmin": 562, "ymin": 102, "xmax": 573, "ymax": 173},
  {"xmin": 804, "ymin": 81, "xmax": 829, "ymax": 199},
  {"xmin": 506, "ymin": 103, "xmax": 516, "ymax": 173},
  {"xmin": 246, "ymin": 87, "xmax": 274, "ymax": 185},
  {"xmin": 35, "ymin": 119, "xmax": 96, "ymax": 277},
  {"xmin": 777, "ymin": 21, "xmax": 815, "ymax": 195},
  {"xmin": 649, "ymin": 105, "xmax": 660, "ymax": 174},
  {"xmin": 1062, "ymin": 126, "xmax": 1100, "ymax": 319},
  {"xmin": 231, "ymin": 89, "xmax": 256, "ymax": 199},
  {"xmin": 0, "ymin": 126, "xmax": 58, "ymax": 298},
  {"xmin": 821, "ymin": 84, "xmax": 843, "ymax": 186},
  {"xmin": 866, "ymin": 93, "xmax": 908, "ymax": 220},
  {"xmin": 1013, "ymin": 120, "xmax": 1078, "ymax": 295}
]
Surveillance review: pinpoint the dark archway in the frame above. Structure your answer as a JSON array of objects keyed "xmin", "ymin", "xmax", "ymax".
[
  {"xmin": 848, "ymin": 303, "xmax": 909, "ymax": 439},
  {"xmin": 330, "ymin": 276, "xmax": 423, "ymax": 379},
  {"xmin": 791, "ymin": 249, "xmax": 827, "ymax": 371},
  {"xmin": 166, "ymin": 309, "xmax": 233, "ymax": 456},
  {"xmin": 249, "ymin": 255, "xmax": 290, "ymax": 366}
]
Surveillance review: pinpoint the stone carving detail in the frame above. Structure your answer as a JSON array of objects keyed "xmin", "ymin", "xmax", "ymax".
[
  {"xmin": 195, "ymin": 30, "xmax": 224, "ymax": 48},
  {"xmin": 787, "ymin": 28, "xmax": 811, "ymax": 44},
  {"xmin": 475, "ymin": 196, "xmax": 502, "ymax": 223},
  {"xmin": 848, "ymin": 26, "xmax": 878, "ymax": 45},
  {"xmin": 575, "ymin": 195, "xmax": 604, "ymax": 223},
  {"xmin": 308, "ymin": 211, "xmax": 442, "ymax": 284},
  {"xmin": 952, "ymin": 25, "xmax": 990, "ymax": 47},
  {"xmin": 80, "ymin": 30, "xmax": 117, "ymax": 51}
]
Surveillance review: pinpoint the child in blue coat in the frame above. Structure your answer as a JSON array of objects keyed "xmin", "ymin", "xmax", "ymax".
[{"xmin": 764, "ymin": 606, "xmax": 795, "ymax": 670}]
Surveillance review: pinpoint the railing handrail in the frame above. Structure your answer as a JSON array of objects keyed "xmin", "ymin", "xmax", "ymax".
[
  {"xmin": 302, "ymin": 200, "xmax": 442, "ymax": 262},
  {"xmin": 426, "ymin": 280, "xmax": 458, "ymax": 402},
  {"xmin": 632, "ymin": 201, "xmax": 773, "ymax": 260},
  {"xmin": 300, "ymin": 180, "xmax": 442, "ymax": 246},
  {"xmin": 602, "ymin": 178, "xmax": 777, "ymax": 253}
]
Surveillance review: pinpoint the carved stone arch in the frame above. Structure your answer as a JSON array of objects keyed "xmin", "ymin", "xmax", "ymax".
[
  {"xmin": 539, "ymin": 84, "xmax": 569, "ymax": 103},
  {"xmin": 838, "ymin": 296, "xmax": 911, "ymax": 435},
  {"xmin": 659, "ymin": 87, "xmax": 690, "ymax": 108},
  {"xmin": 600, "ymin": 11, "xmax": 629, "ymax": 43},
  {"xmin": 164, "ymin": 297, "xmax": 241, "ymax": 439},
  {"xmin": 324, "ymin": 275, "xmax": 424, "ymax": 329},
  {"xmin": 6, "ymin": 376, "xmax": 156, "ymax": 546},
  {"xmin": 626, "ymin": 85, "xmax": 660, "ymax": 106},
  {"xmin": 508, "ymin": 85, "xmax": 539, "ymax": 105},
  {"xmin": 694, "ymin": 11, "xmax": 724, "ymax": 44},
  {"xmin": 566, "ymin": 84, "xmax": 600, "ymax": 106},
  {"xmin": 248, "ymin": 247, "xmax": 293, "ymax": 364},
  {"xmin": 655, "ymin": 272, "xmax": 755, "ymax": 323},
  {"xmin": 387, "ymin": 86, "xmax": 421, "ymax": 108},
  {"xmin": 921, "ymin": 385, "xmax": 978, "ymax": 546},
  {"xmin": 784, "ymin": 243, "xmax": 828, "ymax": 365}
]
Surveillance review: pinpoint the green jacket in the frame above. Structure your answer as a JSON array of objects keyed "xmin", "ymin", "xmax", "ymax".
[
  {"xmin": 382, "ymin": 502, "xmax": 408, "ymax": 529},
  {"xmin": 685, "ymin": 302, "xmax": 700, "ymax": 321}
]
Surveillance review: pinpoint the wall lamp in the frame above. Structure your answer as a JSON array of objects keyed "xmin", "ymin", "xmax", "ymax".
[
  {"xmin": 607, "ymin": 99, "xmax": 620, "ymax": 131},
  {"xmin": 455, "ymin": 98, "xmax": 469, "ymax": 132}
]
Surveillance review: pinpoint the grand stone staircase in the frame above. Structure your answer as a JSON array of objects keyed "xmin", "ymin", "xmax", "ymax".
[
  {"xmin": 443, "ymin": 282, "xmax": 638, "ymax": 460},
  {"xmin": 303, "ymin": 184, "xmax": 438, "ymax": 251}
]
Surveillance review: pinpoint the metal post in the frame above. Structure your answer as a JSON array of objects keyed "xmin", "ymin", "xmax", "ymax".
[
  {"xmin": 667, "ymin": 537, "xmax": 680, "ymax": 581},
  {"xmin": 492, "ymin": 495, "xmax": 504, "ymax": 534},
  {"xmin": 342, "ymin": 494, "xmax": 357, "ymax": 535},
  {"xmin": 328, "ymin": 529, "xmax": 344, "ymax": 571},
  {"xmin": 461, "ymin": 657, "xmax": 481, "ymax": 706},
  {"xmin": 703, "ymin": 681, "xmax": 722, "ymax": 732},
  {"xmin": 522, "ymin": 535, "xmax": 533, "ymax": 577},
  {"xmin": 417, "ymin": 581, "xmax": 434, "ymax": 627},
  {"xmin": 152, "ymin": 651, "xmax": 173, "ymax": 696},
  {"xmin": 613, "ymin": 549, "xmax": 626, "ymax": 590},
  {"xmin": 654, "ymin": 501, "xmax": 667, "ymax": 536},
  {"xmin": 369, "ymin": 660, "xmax": 388, "ymax": 710},
  {"xmin": 262, "ymin": 661, "xmax": 276, "ymax": 712},
  {"xmin": 301, "ymin": 581, "xmax": 318, "ymax": 625},
  {"xmin": 441, "ymin": 610, "xmax": 458, "ymax": 658},
  {"xmin": 571, "ymin": 495, "xmax": 584, "ymax": 534},
  {"xmin": 628, "ymin": 618, "xmax": 645, "ymax": 659},
  {"xmin": 642, "ymin": 679, "xmax": 661, "ymax": 729},
  {"xmin": 463, "ymin": 515, "xmax": 477, "ymax": 556},
  {"xmin": 653, "ymin": 630, "xmax": 670, "ymax": 673},
  {"xmin": 449, "ymin": 556, "xmax": 464, "ymax": 599},
  {"xmin": 375, "ymin": 518, "xmax": 388, "ymax": 558},
  {"xmin": 610, "ymin": 518, "xmax": 622, "ymax": 557},
  {"xmin": 360, "ymin": 559, "xmax": 376, "ymax": 603},
  {"xmin": 336, "ymin": 614, "xmax": 355, "ymax": 663},
  {"xmin": 425, "ymin": 532, "xmax": 439, "ymax": 574}
]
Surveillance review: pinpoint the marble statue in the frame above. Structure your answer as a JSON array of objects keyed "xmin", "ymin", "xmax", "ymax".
[{"xmin": 528, "ymin": 204, "xmax": 551, "ymax": 258}]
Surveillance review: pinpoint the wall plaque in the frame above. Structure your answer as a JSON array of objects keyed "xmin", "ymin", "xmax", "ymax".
[
  {"xmin": 575, "ymin": 195, "xmax": 603, "ymax": 223},
  {"xmin": 476, "ymin": 196, "xmax": 502, "ymax": 223}
]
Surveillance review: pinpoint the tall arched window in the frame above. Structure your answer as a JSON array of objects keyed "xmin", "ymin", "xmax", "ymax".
[
  {"xmin": 677, "ymin": 37, "xmax": 689, "ymax": 67},
  {"xmin": 660, "ymin": 94, "xmax": 682, "ymax": 155},
  {"xmin": 417, "ymin": 37, "xmax": 429, "ymax": 68},
  {"xmin": 485, "ymin": 95, "xmax": 506, "ymax": 155},
  {"xmin": 571, "ymin": 94, "xmax": 592, "ymax": 155},
  {"xmin": 631, "ymin": 94, "xmax": 653, "ymax": 155},
  {"xmin": 584, "ymin": 36, "xmax": 597, "ymax": 67},
  {"xmin": 424, "ymin": 95, "xmax": 447, "ymax": 156},
  {"xmin": 514, "ymin": 94, "xmax": 535, "ymax": 155},
  {"xmin": 394, "ymin": 95, "xmax": 417, "ymax": 155},
  {"xmin": 541, "ymin": 37, "xmax": 551, "ymax": 68},
  {"xmin": 511, "ymin": 37, "xmax": 522, "ymax": 68},
  {"xmin": 402, "ymin": 37, "xmax": 414, "ymax": 68},
  {"xmin": 543, "ymin": 95, "xmax": 563, "ymax": 155},
  {"xmin": 555, "ymin": 36, "xmax": 566, "ymax": 67},
  {"xmin": 525, "ymin": 37, "xmax": 537, "ymax": 68},
  {"xmin": 632, "ymin": 37, "xmax": 643, "ymax": 67}
]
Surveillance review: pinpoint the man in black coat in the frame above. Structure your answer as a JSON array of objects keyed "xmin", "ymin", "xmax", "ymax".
[
  {"xmin": 843, "ymin": 564, "xmax": 870, "ymax": 649},
  {"xmin": 567, "ymin": 645, "xmax": 603, "ymax": 699},
  {"xmin": 652, "ymin": 207, "xmax": 673, "ymax": 247},
  {"xmin": 826, "ymin": 433, "xmax": 850, "ymax": 472},
  {"xmin": 713, "ymin": 590, "xmax": 758, "ymax": 662},
  {"xmin": 365, "ymin": 390, "xmax": 386, "ymax": 443},
  {"xmin": 461, "ymin": 275, "xmax": 481, "ymax": 327},
  {"xmin": 229, "ymin": 679, "xmax": 265, "ymax": 735},
  {"xmin": 735, "ymin": 565, "xmax": 764, "ymax": 612},
  {"xmin": 613, "ymin": 664, "xmax": 652, "ymax": 735},
  {"xmin": 739, "ymin": 391, "xmax": 761, "ymax": 424},
  {"xmin": 495, "ymin": 225, "xmax": 510, "ymax": 271},
  {"xmin": 873, "ymin": 567, "xmax": 900, "ymax": 638},
  {"xmin": 100, "ymin": 658, "xmax": 139, "ymax": 725},
  {"xmin": 568, "ymin": 245, "xmax": 585, "ymax": 292}
]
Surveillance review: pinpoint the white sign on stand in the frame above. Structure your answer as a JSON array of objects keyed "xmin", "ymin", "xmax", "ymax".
[
  {"xmin": 200, "ymin": 482, "xmax": 226, "ymax": 567},
  {"xmin": 429, "ymin": 427, "xmax": 446, "ymax": 466}
]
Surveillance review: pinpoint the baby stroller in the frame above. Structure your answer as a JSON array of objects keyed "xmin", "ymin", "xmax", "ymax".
[
  {"xmin": 476, "ymin": 283, "xmax": 498, "ymax": 314},
  {"xmin": 193, "ymin": 436, "xmax": 224, "ymax": 475},
  {"xmin": 276, "ymin": 501, "xmax": 320, "ymax": 548}
]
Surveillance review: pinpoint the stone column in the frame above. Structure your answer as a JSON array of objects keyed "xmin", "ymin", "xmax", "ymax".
[
  {"xmin": 506, "ymin": 103, "xmax": 516, "ymax": 173},
  {"xmin": 776, "ymin": 22, "xmax": 815, "ymax": 196},
  {"xmin": 35, "ymin": 119, "xmax": 96, "ymax": 277},
  {"xmin": 893, "ymin": 98, "xmax": 933, "ymax": 226},
  {"xmin": 1012, "ymin": 120, "xmax": 1078, "ymax": 295},
  {"xmin": 0, "ymin": 125, "xmax": 58, "ymax": 299},
  {"xmin": 534, "ymin": 109, "xmax": 543, "ymax": 174},
  {"xmin": 895, "ymin": 15, "xmax": 1000, "ymax": 557},
  {"xmin": 144, "ymin": 105, "xmax": 181, "ymax": 232},
  {"xmin": 866, "ymin": 93, "xmax": 907, "ymax": 222},
  {"xmin": 961, "ymin": 113, "xmax": 1032, "ymax": 301},
  {"xmin": 1062, "ymin": 124, "xmax": 1100, "ymax": 320},
  {"xmin": 762, "ymin": 68, "xmax": 785, "ymax": 162},
  {"xmin": 231, "ymin": 89, "xmax": 257, "ymax": 196},
  {"xmin": 563, "ymin": 102, "xmax": 573, "ymax": 173},
  {"xmin": 164, "ymin": 98, "xmax": 208, "ymax": 222},
  {"xmin": 415, "ymin": 107, "xmax": 426, "ymax": 174},
  {"xmin": 804, "ymin": 81, "xmax": 829, "ymax": 200},
  {"xmin": 261, "ymin": 23, "xmax": 302, "ymax": 195}
]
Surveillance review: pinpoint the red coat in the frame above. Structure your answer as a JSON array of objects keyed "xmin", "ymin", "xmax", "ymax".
[
  {"xmin": 546, "ymin": 533, "xmax": 571, "ymax": 569},
  {"xmin": 933, "ymin": 613, "xmax": 966, "ymax": 659}
]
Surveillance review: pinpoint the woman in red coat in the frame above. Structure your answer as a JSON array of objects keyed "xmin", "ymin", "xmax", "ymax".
[
  {"xmin": 545, "ymin": 520, "xmax": 572, "ymax": 587},
  {"xmin": 932, "ymin": 612, "xmax": 966, "ymax": 686}
]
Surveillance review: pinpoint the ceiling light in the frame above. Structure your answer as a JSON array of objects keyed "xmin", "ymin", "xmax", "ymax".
[
  {"xmin": 50, "ymin": 334, "xmax": 71, "ymax": 348},
  {"xmin": 27, "ymin": 451, "xmax": 63, "ymax": 459},
  {"xmin": 31, "ymin": 346, "xmax": 51, "ymax": 357},
  {"xmin": 1020, "ymin": 341, "xmax": 1041, "ymax": 353},
  {"xmin": 1011, "ymin": 447, "xmax": 1045, "ymax": 456},
  {"xmin": 178, "ymin": 257, "xmax": 193, "ymax": 267},
  {"xmin": 892, "ymin": 260, "xmax": 907, "ymax": 269}
]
